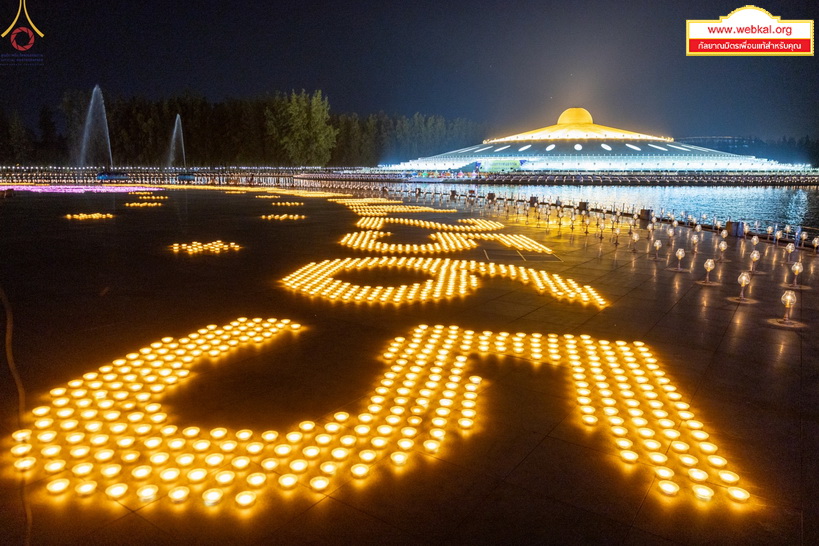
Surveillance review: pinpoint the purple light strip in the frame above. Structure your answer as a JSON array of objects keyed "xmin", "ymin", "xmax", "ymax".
[{"xmin": 0, "ymin": 185, "xmax": 164, "ymax": 194}]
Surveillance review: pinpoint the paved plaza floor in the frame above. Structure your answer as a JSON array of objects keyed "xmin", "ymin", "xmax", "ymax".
[{"xmin": 0, "ymin": 185, "xmax": 816, "ymax": 544}]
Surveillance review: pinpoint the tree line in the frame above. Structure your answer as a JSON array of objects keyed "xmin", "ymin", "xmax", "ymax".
[
  {"xmin": 2, "ymin": 91, "xmax": 818, "ymax": 168},
  {"xmin": 0, "ymin": 90, "xmax": 487, "ymax": 168}
]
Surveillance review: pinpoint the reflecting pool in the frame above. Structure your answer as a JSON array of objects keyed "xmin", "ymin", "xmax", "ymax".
[{"xmin": 397, "ymin": 183, "xmax": 819, "ymax": 229}]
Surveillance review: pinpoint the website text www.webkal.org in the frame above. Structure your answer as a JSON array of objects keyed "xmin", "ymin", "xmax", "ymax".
[{"xmin": 689, "ymin": 20, "xmax": 811, "ymax": 53}]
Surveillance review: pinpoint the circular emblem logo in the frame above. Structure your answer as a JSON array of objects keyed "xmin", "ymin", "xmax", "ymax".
[{"xmin": 10, "ymin": 27, "xmax": 34, "ymax": 51}]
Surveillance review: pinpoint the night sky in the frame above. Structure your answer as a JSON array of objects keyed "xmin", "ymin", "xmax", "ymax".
[{"xmin": 1, "ymin": 0, "xmax": 817, "ymax": 140}]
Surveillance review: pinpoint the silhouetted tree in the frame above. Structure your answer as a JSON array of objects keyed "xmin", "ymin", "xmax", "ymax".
[
  {"xmin": 60, "ymin": 89, "xmax": 92, "ymax": 163},
  {"xmin": 0, "ymin": 107, "xmax": 10, "ymax": 163},
  {"xmin": 36, "ymin": 106, "xmax": 60, "ymax": 164},
  {"xmin": 270, "ymin": 90, "xmax": 337, "ymax": 166},
  {"xmin": 8, "ymin": 112, "xmax": 33, "ymax": 163},
  {"xmin": 7, "ymin": 89, "xmax": 486, "ymax": 166}
]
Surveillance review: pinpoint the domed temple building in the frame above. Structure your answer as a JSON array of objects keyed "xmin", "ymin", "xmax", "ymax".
[{"xmin": 386, "ymin": 107, "xmax": 809, "ymax": 173}]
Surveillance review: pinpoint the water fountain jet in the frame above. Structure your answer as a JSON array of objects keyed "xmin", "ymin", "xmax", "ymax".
[
  {"xmin": 78, "ymin": 86, "xmax": 126, "ymax": 180},
  {"xmin": 168, "ymin": 114, "xmax": 195, "ymax": 182},
  {"xmin": 168, "ymin": 114, "xmax": 186, "ymax": 169},
  {"xmin": 79, "ymin": 86, "xmax": 112, "ymax": 168}
]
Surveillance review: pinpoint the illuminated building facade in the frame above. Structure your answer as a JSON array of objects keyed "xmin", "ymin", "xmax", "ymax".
[{"xmin": 386, "ymin": 107, "xmax": 809, "ymax": 173}]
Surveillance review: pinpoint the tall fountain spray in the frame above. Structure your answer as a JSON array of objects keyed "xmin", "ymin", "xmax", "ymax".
[
  {"xmin": 78, "ymin": 85, "xmax": 113, "ymax": 169},
  {"xmin": 167, "ymin": 114, "xmax": 186, "ymax": 168}
]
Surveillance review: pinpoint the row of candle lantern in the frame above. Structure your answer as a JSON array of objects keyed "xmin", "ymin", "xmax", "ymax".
[
  {"xmin": 260, "ymin": 214, "xmax": 306, "ymax": 221},
  {"xmin": 355, "ymin": 217, "xmax": 505, "ymax": 232},
  {"xmin": 124, "ymin": 202, "xmax": 163, "ymax": 208},
  {"xmin": 338, "ymin": 231, "xmax": 553, "ymax": 255},
  {"xmin": 65, "ymin": 213, "xmax": 114, "ymax": 220},
  {"xmin": 170, "ymin": 241, "xmax": 241, "ymax": 254},
  {"xmin": 282, "ymin": 257, "xmax": 605, "ymax": 306}
]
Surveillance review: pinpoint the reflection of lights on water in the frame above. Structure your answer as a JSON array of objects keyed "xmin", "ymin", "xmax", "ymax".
[{"xmin": 264, "ymin": 189, "xmax": 351, "ymax": 199}]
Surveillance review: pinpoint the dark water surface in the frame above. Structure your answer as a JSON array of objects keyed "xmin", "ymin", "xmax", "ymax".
[{"xmin": 400, "ymin": 183, "xmax": 819, "ymax": 230}]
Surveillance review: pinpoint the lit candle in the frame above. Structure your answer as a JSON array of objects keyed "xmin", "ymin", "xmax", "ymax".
[
  {"xmin": 72, "ymin": 462, "xmax": 94, "ymax": 477},
  {"xmin": 75, "ymin": 481, "xmax": 97, "ymax": 497},
  {"xmin": 202, "ymin": 488, "xmax": 223, "ymax": 506},
  {"xmin": 309, "ymin": 476, "xmax": 331, "ymax": 492},
  {"xmin": 278, "ymin": 474, "xmax": 298, "ymax": 489},
  {"xmin": 215, "ymin": 471, "xmax": 235, "ymax": 485},
  {"xmin": 187, "ymin": 468, "xmax": 207, "ymax": 483},
  {"xmin": 131, "ymin": 465, "xmax": 152, "ymax": 479},
  {"xmin": 390, "ymin": 452, "xmax": 408, "ymax": 466},
  {"xmin": 246, "ymin": 473, "xmax": 266, "ymax": 487},
  {"xmin": 727, "ymin": 487, "xmax": 750, "ymax": 502},
  {"xmin": 13, "ymin": 457, "xmax": 36, "ymax": 471},
  {"xmin": 620, "ymin": 450, "xmax": 638, "ymax": 463},
  {"xmin": 235, "ymin": 491, "xmax": 256, "ymax": 507},
  {"xmin": 718, "ymin": 470, "xmax": 739, "ymax": 484},
  {"xmin": 47, "ymin": 479, "xmax": 71, "ymax": 495},
  {"xmin": 688, "ymin": 468, "xmax": 708, "ymax": 482},
  {"xmin": 654, "ymin": 466, "xmax": 674, "ymax": 479},
  {"xmin": 261, "ymin": 458, "xmax": 279, "ymax": 471},
  {"xmin": 137, "ymin": 485, "xmax": 159, "ymax": 502},
  {"xmin": 289, "ymin": 459, "xmax": 308, "ymax": 473},
  {"xmin": 692, "ymin": 485, "xmax": 714, "ymax": 501},
  {"xmin": 168, "ymin": 486, "xmax": 190, "ymax": 503},
  {"xmin": 423, "ymin": 440, "xmax": 440, "ymax": 453},
  {"xmin": 231, "ymin": 456, "xmax": 250, "ymax": 470},
  {"xmin": 105, "ymin": 483, "xmax": 128, "ymax": 500},
  {"xmin": 658, "ymin": 480, "xmax": 680, "ymax": 496}
]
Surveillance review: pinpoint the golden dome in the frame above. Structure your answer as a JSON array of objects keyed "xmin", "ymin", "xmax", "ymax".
[
  {"xmin": 557, "ymin": 108, "xmax": 593, "ymax": 125},
  {"xmin": 486, "ymin": 106, "xmax": 670, "ymax": 143}
]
